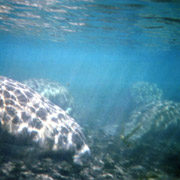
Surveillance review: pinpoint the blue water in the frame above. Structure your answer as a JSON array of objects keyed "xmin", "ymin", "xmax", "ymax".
[{"xmin": 0, "ymin": 0, "xmax": 180, "ymax": 125}]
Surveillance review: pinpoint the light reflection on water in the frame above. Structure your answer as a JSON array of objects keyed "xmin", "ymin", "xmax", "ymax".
[{"xmin": 0, "ymin": 0, "xmax": 179, "ymax": 49}]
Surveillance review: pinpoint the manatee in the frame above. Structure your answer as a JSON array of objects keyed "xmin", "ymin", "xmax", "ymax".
[
  {"xmin": 23, "ymin": 78, "xmax": 74, "ymax": 114},
  {"xmin": 0, "ymin": 76, "xmax": 90, "ymax": 165}
]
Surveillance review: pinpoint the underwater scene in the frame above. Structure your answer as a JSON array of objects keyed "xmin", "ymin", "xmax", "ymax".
[{"xmin": 0, "ymin": 0, "xmax": 180, "ymax": 179}]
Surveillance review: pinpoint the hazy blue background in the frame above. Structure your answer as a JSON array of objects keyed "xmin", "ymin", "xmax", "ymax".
[{"xmin": 0, "ymin": 0, "xmax": 180, "ymax": 124}]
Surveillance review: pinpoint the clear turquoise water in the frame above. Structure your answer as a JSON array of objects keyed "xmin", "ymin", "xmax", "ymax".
[
  {"xmin": 0, "ymin": 1, "xmax": 179, "ymax": 114},
  {"xmin": 1, "ymin": 0, "xmax": 180, "ymax": 123},
  {"xmin": 0, "ymin": 0, "xmax": 180, "ymax": 124}
]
